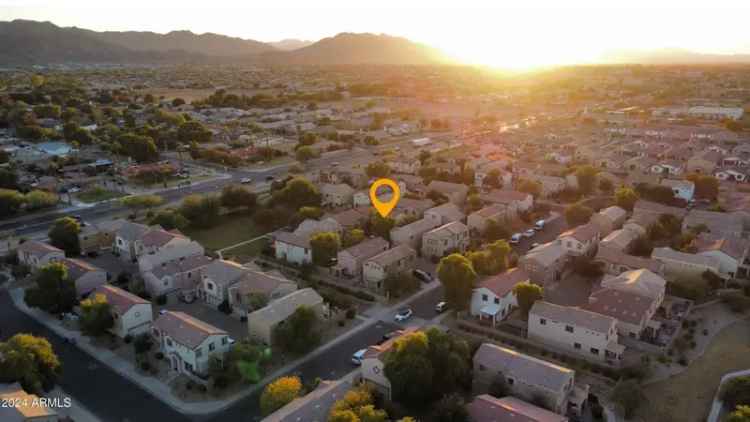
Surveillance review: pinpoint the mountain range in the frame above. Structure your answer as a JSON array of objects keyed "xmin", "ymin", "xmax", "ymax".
[
  {"xmin": 600, "ymin": 48, "xmax": 750, "ymax": 64},
  {"xmin": 0, "ymin": 20, "xmax": 449, "ymax": 66}
]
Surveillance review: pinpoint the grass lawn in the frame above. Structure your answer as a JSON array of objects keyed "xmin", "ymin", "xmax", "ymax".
[
  {"xmin": 182, "ymin": 213, "xmax": 265, "ymax": 251},
  {"xmin": 636, "ymin": 319, "xmax": 750, "ymax": 422},
  {"xmin": 221, "ymin": 238, "xmax": 269, "ymax": 262},
  {"xmin": 76, "ymin": 188, "xmax": 126, "ymax": 203}
]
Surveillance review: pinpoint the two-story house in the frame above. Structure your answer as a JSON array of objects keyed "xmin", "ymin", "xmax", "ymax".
[
  {"xmin": 421, "ymin": 221, "xmax": 470, "ymax": 260},
  {"xmin": 470, "ymin": 268, "xmax": 528, "ymax": 326},
  {"xmin": 518, "ymin": 242, "xmax": 569, "ymax": 285},
  {"xmin": 94, "ymin": 284, "xmax": 153, "ymax": 338},
  {"xmin": 274, "ymin": 231, "xmax": 313, "ymax": 266},
  {"xmin": 199, "ymin": 259, "xmax": 249, "ymax": 307},
  {"xmin": 335, "ymin": 237, "xmax": 390, "ymax": 280},
  {"xmin": 17, "ymin": 240, "xmax": 65, "ymax": 270},
  {"xmin": 362, "ymin": 245, "xmax": 417, "ymax": 292},
  {"xmin": 468, "ymin": 204, "xmax": 511, "ymax": 236},
  {"xmin": 247, "ymin": 288, "xmax": 326, "ymax": 345},
  {"xmin": 556, "ymin": 223, "xmax": 600, "ymax": 257}
]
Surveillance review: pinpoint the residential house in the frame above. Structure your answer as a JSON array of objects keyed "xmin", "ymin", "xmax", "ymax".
[
  {"xmin": 470, "ymin": 268, "xmax": 528, "ymax": 326},
  {"xmin": 247, "ymin": 288, "xmax": 327, "ymax": 345},
  {"xmin": 519, "ymin": 242, "xmax": 569, "ymax": 285},
  {"xmin": 426, "ymin": 180, "xmax": 469, "ymax": 205},
  {"xmin": 421, "ymin": 221, "xmax": 470, "ymax": 259},
  {"xmin": 585, "ymin": 288, "xmax": 661, "ymax": 341},
  {"xmin": 360, "ymin": 329, "xmax": 417, "ymax": 399},
  {"xmin": 335, "ymin": 237, "xmax": 390, "ymax": 280},
  {"xmin": 227, "ymin": 271, "xmax": 298, "ymax": 317},
  {"xmin": 475, "ymin": 161, "xmax": 512, "ymax": 188},
  {"xmin": 328, "ymin": 208, "xmax": 369, "ymax": 231},
  {"xmin": 93, "ymin": 284, "xmax": 153, "ymax": 338},
  {"xmin": 362, "ymin": 245, "xmax": 417, "ymax": 291},
  {"xmin": 264, "ymin": 374, "xmax": 356, "ymax": 422},
  {"xmin": 652, "ymin": 247, "xmax": 721, "ymax": 279},
  {"xmin": 61, "ymin": 258, "xmax": 107, "ymax": 298},
  {"xmin": 599, "ymin": 229, "xmax": 639, "ymax": 253},
  {"xmin": 199, "ymin": 259, "xmax": 249, "ymax": 307},
  {"xmin": 683, "ymin": 210, "xmax": 744, "ymax": 239},
  {"xmin": 693, "ymin": 235, "xmax": 750, "ymax": 279},
  {"xmin": 390, "ymin": 218, "xmax": 440, "ymax": 250},
  {"xmin": 482, "ymin": 190, "xmax": 533, "ymax": 217},
  {"xmin": 424, "ymin": 202, "xmax": 465, "ymax": 225},
  {"xmin": 274, "ymin": 231, "xmax": 313, "ymax": 265},
  {"xmin": 466, "ymin": 395, "xmax": 567, "ymax": 422},
  {"xmin": 142, "ymin": 254, "xmax": 212, "ymax": 297},
  {"xmin": 594, "ymin": 246, "xmax": 665, "ymax": 276},
  {"xmin": 472, "ymin": 343, "xmax": 582, "ymax": 415},
  {"xmin": 392, "ymin": 198, "xmax": 434, "ymax": 222},
  {"xmin": 320, "ymin": 183, "xmax": 355, "ymax": 207},
  {"xmin": 660, "ymin": 179, "xmax": 695, "ymax": 202},
  {"xmin": 468, "ymin": 204, "xmax": 511, "ymax": 236},
  {"xmin": 715, "ymin": 168, "xmax": 747, "ymax": 183},
  {"xmin": 152, "ymin": 311, "xmax": 231, "ymax": 377},
  {"xmin": 650, "ymin": 161, "xmax": 683, "ymax": 176},
  {"xmin": 528, "ymin": 301, "xmax": 624, "ymax": 365},
  {"xmin": 0, "ymin": 382, "xmax": 59, "ymax": 422},
  {"xmin": 293, "ymin": 217, "xmax": 343, "ymax": 240},
  {"xmin": 687, "ymin": 150, "xmax": 722, "ymax": 174},
  {"xmin": 137, "ymin": 237, "xmax": 205, "ymax": 274},
  {"xmin": 600, "ymin": 268, "xmax": 667, "ymax": 302},
  {"xmin": 528, "ymin": 175, "xmax": 567, "ymax": 197},
  {"xmin": 391, "ymin": 158, "xmax": 421, "ymax": 175},
  {"xmin": 590, "ymin": 206, "xmax": 627, "ymax": 237},
  {"xmin": 113, "ymin": 221, "xmax": 151, "ymax": 262},
  {"xmin": 17, "ymin": 240, "xmax": 64, "ymax": 270},
  {"xmin": 556, "ymin": 224, "xmax": 600, "ymax": 257}
]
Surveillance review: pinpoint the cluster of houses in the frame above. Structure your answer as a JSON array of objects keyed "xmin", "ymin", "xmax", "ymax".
[{"xmin": 16, "ymin": 219, "xmax": 331, "ymax": 381}]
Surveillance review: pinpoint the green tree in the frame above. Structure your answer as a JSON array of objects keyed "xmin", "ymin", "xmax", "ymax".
[
  {"xmin": 177, "ymin": 120, "xmax": 212, "ymax": 143},
  {"xmin": 117, "ymin": 133, "xmax": 159, "ymax": 162},
  {"xmin": 48, "ymin": 217, "xmax": 80, "ymax": 256},
  {"xmin": 437, "ymin": 254, "xmax": 477, "ymax": 312},
  {"xmin": 24, "ymin": 262, "xmax": 77, "ymax": 314},
  {"xmin": 149, "ymin": 209, "xmax": 189, "ymax": 231},
  {"xmin": 366, "ymin": 162, "xmax": 391, "ymax": 179},
  {"xmin": 728, "ymin": 405, "xmax": 750, "ymax": 422},
  {"xmin": 0, "ymin": 334, "xmax": 61, "ymax": 394},
  {"xmin": 484, "ymin": 218, "xmax": 510, "ymax": 242},
  {"xmin": 686, "ymin": 173, "xmax": 720, "ymax": 200},
  {"xmin": 343, "ymin": 228, "xmax": 366, "ymax": 248},
  {"xmin": 0, "ymin": 188, "xmax": 24, "ymax": 218},
  {"xmin": 273, "ymin": 306, "xmax": 321, "ymax": 354},
  {"xmin": 272, "ymin": 177, "xmax": 321, "ymax": 210},
  {"xmin": 610, "ymin": 379, "xmax": 642, "ymax": 419},
  {"xmin": 433, "ymin": 394, "xmax": 469, "ymax": 422},
  {"xmin": 179, "ymin": 194, "xmax": 221, "ymax": 228},
  {"xmin": 260, "ymin": 376, "xmax": 302, "ymax": 415},
  {"xmin": 599, "ymin": 178, "xmax": 614, "ymax": 193},
  {"xmin": 298, "ymin": 206, "xmax": 323, "ymax": 220},
  {"xmin": 467, "ymin": 193, "xmax": 482, "ymax": 211},
  {"xmin": 79, "ymin": 293, "xmax": 114, "ymax": 337},
  {"xmin": 24, "ymin": 190, "xmax": 58, "ymax": 211},
  {"xmin": 121, "ymin": 194, "xmax": 163, "ymax": 219},
  {"xmin": 615, "ymin": 187, "xmax": 639, "ymax": 211},
  {"xmin": 295, "ymin": 146, "xmax": 318, "ymax": 163},
  {"xmin": 329, "ymin": 410, "xmax": 360, "ymax": 422},
  {"xmin": 310, "ymin": 231, "xmax": 341, "ymax": 266},
  {"xmin": 565, "ymin": 203, "xmax": 593, "ymax": 226},
  {"xmin": 518, "ymin": 179, "xmax": 543, "ymax": 199},
  {"xmin": 367, "ymin": 213, "xmax": 395, "ymax": 240},
  {"xmin": 722, "ymin": 376, "xmax": 750, "ymax": 410},
  {"xmin": 512, "ymin": 281, "xmax": 543, "ymax": 318},
  {"xmin": 220, "ymin": 184, "xmax": 257, "ymax": 210},
  {"xmin": 329, "ymin": 387, "xmax": 388, "ymax": 422},
  {"xmin": 575, "ymin": 165, "xmax": 599, "ymax": 195}
]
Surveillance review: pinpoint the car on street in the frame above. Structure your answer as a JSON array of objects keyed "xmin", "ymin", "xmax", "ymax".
[
  {"xmin": 352, "ymin": 348, "xmax": 367, "ymax": 365},
  {"xmin": 240, "ymin": 177, "xmax": 252, "ymax": 184},
  {"xmin": 535, "ymin": 219, "xmax": 546, "ymax": 230},
  {"xmin": 510, "ymin": 233, "xmax": 522, "ymax": 244},
  {"xmin": 413, "ymin": 269, "xmax": 432, "ymax": 283},
  {"xmin": 523, "ymin": 229, "xmax": 535, "ymax": 238},
  {"xmin": 265, "ymin": 175, "xmax": 275, "ymax": 182},
  {"xmin": 159, "ymin": 309, "xmax": 168, "ymax": 315},
  {"xmin": 68, "ymin": 187, "xmax": 80, "ymax": 193},
  {"xmin": 394, "ymin": 308, "xmax": 413, "ymax": 322},
  {"xmin": 435, "ymin": 302, "xmax": 448, "ymax": 313}
]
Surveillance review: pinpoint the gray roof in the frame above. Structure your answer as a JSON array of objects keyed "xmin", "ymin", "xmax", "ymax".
[
  {"xmin": 473, "ymin": 343, "xmax": 574, "ymax": 393},
  {"xmin": 116, "ymin": 221, "xmax": 151, "ymax": 241},
  {"xmin": 530, "ymin": 301, "xmax": 615, "ymax": 335},
  {"xmin": 264, "ymin": 375, "xmax": 355, "ymax": 422},
  {"xmin": 652, "ymin": 247, "xmax": 721, "ymax": 268},
  {"xmin": 153, "ymin": 311, "xmax": 226, "ymax": 349},
  {"xmin": 426, "ymin": 202, "xmax": 465, "ymax": 221},
  {"xmin": 274, "ymin": 231, "xmax": 311, "ymax": 249},
  {"xmin": 366, "ymin": 244, "xmax": 416, "ymax": 266},
  {"xmin": 203, "ymin": 259, "xmax": 248, "ymax": 286},
  {"xmin": 339, "ymin": 237, "xmax": 389, "ymax": 260},
  {"xmin": 247, "ymin": 288, "xmax": 323, "ymax": 326},
  {"xmin": 467, "ymin": 395, "xmax": 567, "ymax": 422}
]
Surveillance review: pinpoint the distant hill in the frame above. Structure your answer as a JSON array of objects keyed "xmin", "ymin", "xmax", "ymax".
[
  {"xmin": 262, "ymin": 33, "xmax": 451, "ymax": 65},
  {"xmin": 269, "ymin": 39, "xmax": 314, "ymax": 51},
  {"xmin": 600, "ymin": 48, "xmax": 750, "ymax": 64}
]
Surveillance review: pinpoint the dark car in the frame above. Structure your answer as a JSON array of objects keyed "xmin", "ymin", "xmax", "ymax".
[{"xmin": 413, "ymin": 269, "xmax": 432, "ymax": 283}]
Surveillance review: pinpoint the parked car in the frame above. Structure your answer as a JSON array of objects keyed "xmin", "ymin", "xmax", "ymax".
[
  {"xmin": 510, "ymin": 233, "xmax": 522, "ymax": 244},
  {"xmin": 394, "ymin": 308, "xmax": 413, "ymax": 322},
  {"xmin": 413, "ymin": 269, "xmax": 432, "ymax": 283},
  {"xmin": 240, "ymin": 177, "xmax": 252, "ymax": 184},
  {"xmin": 159, "ymin": 309, "xmax": 168, "ymax": 315},
  {"xmin": 435, "ymin": 302, "xmax": 448, "ymax": 313},
  {"xmin": 265, "ymin": 175, "xmax": 275, "ymax": 182},
  {"xmin": 523, "ymin": 229, "xmax": 535, "ymax": 238},
  {"xmin": 382, "ymin": 331, "xmax": 399, "ymax": 342},
  {"xmin": 535, "ymin": 219, "xmax": 546, "ymax": 230},
  {"xmin": 352, "ymin": 348, "xmax": 367, "ymax": 365}
]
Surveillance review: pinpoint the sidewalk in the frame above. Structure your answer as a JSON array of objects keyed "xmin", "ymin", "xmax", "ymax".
[{"xmin": 10, "ymin": 282, "xmax": 438, "ymax": 415}]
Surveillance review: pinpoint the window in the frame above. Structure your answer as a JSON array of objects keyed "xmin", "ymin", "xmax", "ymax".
[
  {"xmin": 184, "ymin": 362, "xmax": 193, "ymax": 372},
  {"xmin": 494, "ymin": 298, "xmax": 500, "ymax": 304},
  {"xmin": 207, "ymin": 282, "xmax": 214, "ymax": 291},
  {"xmin": 209, "ymin": 342, "xmax": 215, "ymax": 351},
  {"xmin": 166, "ymin": 338, "xmax": 173, "ymax": 347},
  {"xmin": 574, "ymin": 342, "xmax": 581, "ymax": 350},
  {"xmin": 540, "ymin": 318, "xmax": 546, "ymax": 325},
  {"xmin": 221, "ymin": 337, "xmax": 228, "ymax": 345},
  {"xmin": 196, "ymin": 348, "xmax": 203, "ymax": 357},
  {"xmin": 482, "ymin": 294, "xmax": 488, "ymax": 302},
  {"xmin": 565, "ymin": 325, "xmax": 574, "ymax": 333},
  {"xmin": 507, "ymin": 377, "xmax": 514, "ymax": 385},
  {"xmin": 590, "ymin": 348, "xmax": 599, "ymax": 355}
]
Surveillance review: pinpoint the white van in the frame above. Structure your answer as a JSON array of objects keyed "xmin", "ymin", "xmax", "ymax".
[{"xmin": 535, "ymin": 219, "xmax": 546, "ymax": 230}]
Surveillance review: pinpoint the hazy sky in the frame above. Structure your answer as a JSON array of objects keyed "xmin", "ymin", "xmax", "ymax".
[{"xmin": 2, "ymin": 0, "xmax": 750, "ymax": 68}]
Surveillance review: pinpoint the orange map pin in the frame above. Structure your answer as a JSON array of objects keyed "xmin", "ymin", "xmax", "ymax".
[{"xmin": 369, "ymin": 178, "xmax": 400, "ymax": 218}]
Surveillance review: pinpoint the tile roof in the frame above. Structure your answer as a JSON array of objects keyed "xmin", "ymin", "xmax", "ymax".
[
  {"xmin": 652, "ymin": 247, "xmax": 721, "ymax": 269},
  {"xmin": 586, "ymin": 288, "xmax": 656, "ymax": 325},
  {"xmin": 150, "ymin": 255, "xmax": 212, "ymax": 279},
  {"xmin": 473, "ymin": 204, "xmax": 509, "ymax": 219},
  {"xmin": 247, "ymin": 288, "xmax": 323, "ymax": 326},
  {"xmin": 116, "ymin": 221, "xmax": 151, "ymax": 242},
  {"xmin": 94, "ymin": 284, "xmax": 150, "ymax": 315},
  {"xmin": 274, "ymin": 231, "xmax": 311, "ymax": 249},
  {"xmin": 426, "ymin": 202, "xmax": 465, "ymax": 221},
  {"xmin": 558, "ymin": 223, "xmax": 599, "ymax": 242},
  {"xmin": 339, "ymin": 237, "xmax": 389, "ymax": 260},
  {"xmin": 479, "ymin": 268, "xmax": 530, "ymax": 298},
  {"xmin": 153, "ymin": 311, "xmax": 226, "ymax": 349},
  {"xmin": 482, "ymin": 190, "xmax": 531, "ymax": 205},
  {"xmin": 234, "ymin": 271, "xmax": 296, "ymax": 296},
  {"xmin": 473, "ymin": 343, "xmax": 574, "ymax": 393},
  {"xmin": 17, "ymin": 240, "xmax": 62, "ymax": 256},
  {"xmin": 694, "ymin": 234, "xmax": 749, "ymax": 260},
  {"xmin": 366, "ymin": 244, "xmax": 416, "ymax": 267},
  {"xmin": 523, "ymin": 242, "xmax": 567, "ymax": 267},
  {"xmin": 424, "ymin": 221, "xmax": 468, "ymax": 238},
  {"xmin": 467, "ymin": 395, "xmax": 567, "ymax": 422},
  {"xmin": 530, "ymin": 301, "xmax": 615, "ymax": 335},
  {"xmin": 594, "ymin": 246, "xmax": 664, "ymax": 274},
  {"xmin": 61, "ymin": 258, "xmax": 102, "ymax": 280},
  {"xmin": 0, "ymin": 383, "xmax": 57, "ymax": 420},
  {"xmin": 203, "ymin": 259, "xmax": 248, "ymax": 286},
  {"xmin": 427, "ymin": 180, "xmax": 468, "ymax": 194},
  {"xmin": 141, "ymin": 228, "xmax": 185, "ymax": 248}
]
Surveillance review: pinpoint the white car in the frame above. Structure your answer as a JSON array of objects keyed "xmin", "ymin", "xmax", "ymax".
[
  {"xmin": 523, "ymin": 229, "xmax": 536, "ymax": 238},
  {"xmin": 510, "ymin": 233, "xmax": 522, "ymax": 244},
  {"xmin": 352, "ymin": 348, "xmax": 367, "ymax": 365},
  {"xmin": 435, "ymin": 302, "xmax": 448, "ymax": 313},
  {"xmin": 534, "ymin": 219, "xmax": 546, "ymax": 230},
  {"xmin": 394, "ymin": 308, "xmax": 413, "ymax": 322},
  {"xmin": 68, "ymin": 187, "xmax": 81, "ymax": 193},
  {"xmin": 240, "ymin": 177, "xmax": 252, "ymax": 184},
  {"xmin": 228, "ymin": 337, "xmax": 236, "ymax": 345}
]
